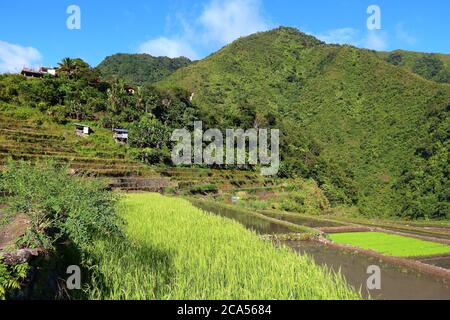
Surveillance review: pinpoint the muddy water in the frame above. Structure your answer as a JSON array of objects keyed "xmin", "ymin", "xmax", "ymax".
[
  {"xmin": 418, "ymin": 255, "xmax": 450, "ymax": 270},
  {"xmin": 260, "ymin": 211, "xmax": 343, "ymax": 228},
  {"xmin": 192, "ymin": 200, "xmax": 295, "ymax": 234},
  {"xmin": 287, "ymin": 241, "xmax": 450, "ymax": 300}
]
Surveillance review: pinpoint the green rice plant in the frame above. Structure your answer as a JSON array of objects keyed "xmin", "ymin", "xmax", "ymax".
[
  {"xmin": 329, "ymin": 232, "xmax": 450, "ymax": 257},
  {"xmin": 85, "ymin": 193, "xmax": 360, "ymax": 300}
]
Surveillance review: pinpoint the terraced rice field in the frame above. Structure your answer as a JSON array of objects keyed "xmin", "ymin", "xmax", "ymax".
[
  {"xmin": 0, "ymin": 113, "xmax": 285, "ymax": 193},
  {"xmin": 329, "ymin": 232, "xmax": 450, "ymax": 257},
  {"xmin": 86, "ymin": 193, "xmax": 360, "ymax": 300},
  {"xmin": 0, "ymin": 113, "xmax": 169, "ymax": 191},
  {"xmin": 158, "ymin": 167, "xmax": 278, "ymax": 191}
]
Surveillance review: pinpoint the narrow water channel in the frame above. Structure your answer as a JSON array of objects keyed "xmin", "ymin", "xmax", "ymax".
[{"xmin": 192, "ymin": 200, "xmax": 450, "ymax": 300}]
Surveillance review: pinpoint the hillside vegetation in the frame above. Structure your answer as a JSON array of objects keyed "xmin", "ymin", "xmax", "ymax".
[
  {"xmin": 96, "ymin": 54, "xmax": 192, "ymax": 85},
  {"xmin": 159, "ymin": 27, "xmax": 450, "ymax": 219},
  {"xmin": 1, "ymin": 28, "xmax": 449, "ymax": 220},
  {"xmin": 0, "ymin": 69, "xmax": 280, "ymax": 192},
  {"xmin": 377, "ymin": 50, "xmax": 450, "ymax": 84}
]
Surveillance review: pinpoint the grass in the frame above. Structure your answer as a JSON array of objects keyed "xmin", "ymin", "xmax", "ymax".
[
  {"xmin": 329, "ymin": 232, "xmax": 450, "ymax": 257},
  {"xmin": 85, "ymin": 193, "xmax": 360, "ymax": 300}
]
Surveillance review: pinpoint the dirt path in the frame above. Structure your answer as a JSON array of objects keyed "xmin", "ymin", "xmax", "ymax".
[{"xmin": 0, "ymin": 214, "xmax": 29, "ymax": 251}]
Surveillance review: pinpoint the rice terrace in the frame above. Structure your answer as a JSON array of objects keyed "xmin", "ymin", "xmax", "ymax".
[{"xmin": 1, "ymin": 0, "xmax": 450, "ymax": 308}]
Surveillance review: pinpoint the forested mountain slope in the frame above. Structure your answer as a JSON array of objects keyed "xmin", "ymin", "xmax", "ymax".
[
  {"xmin": 97, "ymin": 54, "xmax": 192, "ymax": 85},
  {"xmin": 159, "ymin": 27, "xmax": 450, "ymax": 219},
  {"xmin": 377, "ymin": 50, "xmax": 450, "ymax": 84}
]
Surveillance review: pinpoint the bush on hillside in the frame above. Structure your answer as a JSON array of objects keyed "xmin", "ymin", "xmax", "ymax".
[{"xmin": 0, "ymin": 161, "xmax": 121, "ymax": 250}]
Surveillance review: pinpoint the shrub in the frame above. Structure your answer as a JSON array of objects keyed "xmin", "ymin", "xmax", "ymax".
[
  {"xmin": 128, "ymin": 115, "xmax": 171, "ymax": 149},
  {"xmin": 187, "ymin": 184, "xmax": 218, "ymax": 195},
  {"xmin": 0, "ymin": 161, "xmax": 121, "ymax": 250},
  {"xmin": 133, "ymin": 147, "xmax": 171, "ymax": 165}
]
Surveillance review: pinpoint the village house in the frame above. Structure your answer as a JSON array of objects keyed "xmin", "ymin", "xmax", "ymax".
[
  {"xmin": 74, "ymin": 123, "xmax": 93, "ymax": 137},
  {"xmin": 113, "ymin": 128, "xmax": 129, "ymax": 144},
  {"xmin": 20, "ymin": 67, "xmax": 57, "ymax": 78}
]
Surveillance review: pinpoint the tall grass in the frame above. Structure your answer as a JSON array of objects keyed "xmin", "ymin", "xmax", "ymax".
[{"xmin": 86, "ymin": 193, "xmax": 360, "ymax": 300}]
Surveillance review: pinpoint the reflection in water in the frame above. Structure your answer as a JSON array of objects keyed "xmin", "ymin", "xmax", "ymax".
[
  {"xmin": 260, "ymin": 211, "xmax": 343, "ymax": 228},
  {"xmin": 286, "ymin": 241, "xmax": 450, "ymax": 300},
  {"xmin": 192, "ymin": 200, "xmax": 295, "ymax": 234}
]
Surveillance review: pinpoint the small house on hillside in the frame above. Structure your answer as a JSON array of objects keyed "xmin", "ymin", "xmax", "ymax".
[
  {"xmin": 21, "ymin": 68, "xmax": 45, "ymax": 78},
  {"xmin": 74, "ymin": 123, "xmax": 93, "ymax": 137},
  {"xmin": 113, "ymin": 128, "xmax": 128, "ymax": 144},
  {"xmin": 20, "ymin": 67, "xmax": 56, "ymax": 78}
]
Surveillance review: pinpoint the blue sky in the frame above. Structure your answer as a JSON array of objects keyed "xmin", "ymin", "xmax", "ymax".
[{"xmin": 0, "ymin": 0, "xmax": 449, "ymax": 72}]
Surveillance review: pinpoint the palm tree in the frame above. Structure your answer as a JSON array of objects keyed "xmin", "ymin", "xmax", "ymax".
[
  {"xmin": 107, "ymin": 78, "xmax": 127, "ymax": 116},
  {"xmin": 57, "ymin": 57, "xmax": 77, "ymax": 78}
]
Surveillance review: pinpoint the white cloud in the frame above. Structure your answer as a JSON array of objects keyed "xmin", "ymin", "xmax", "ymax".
[
  {"xmin": 138, "ymin": 0, "xmax": 271, "ymax": 59},
  {"xmin": 316, "ymin": 28, "xmax": 359, "ymax": 45},
  {"xmin": 396, "ymin": 23, "xmax": 417, "ymax": 45},
  {"xmin": 363, "ymin": 31, "xmax": 388, "ymax": 51},
  {"xmin": 0, "ymin": 40, "xmax": 42, "ymax": 73},
  {"xmin": 138, "ymin": 37, "xmax": 198, "ymax": 60},
  {"xmin": 198, "ymin": 0, "xmax": 271, "ymax": 45}
]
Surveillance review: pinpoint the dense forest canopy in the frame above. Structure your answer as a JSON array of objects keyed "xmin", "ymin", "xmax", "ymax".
[
  {"xmin": 378, "ymin": 50, "xmax": 450, "ymax": 84},
  {"xmin": 96, "ymin": 54, "xmax": 192, "ymax": 85}
]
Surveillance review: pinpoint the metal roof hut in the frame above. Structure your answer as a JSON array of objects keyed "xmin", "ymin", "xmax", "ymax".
[
  {"xmin": 113, "ymin": 128, "xmax": 128, "ymax": 144},
  {"xmin": 21, "ymin": 67, "xmax": 45, "ymax": 78},
  {"xmin": 74, "ymin": 123, "xmax": 93, "ymax": 137}
]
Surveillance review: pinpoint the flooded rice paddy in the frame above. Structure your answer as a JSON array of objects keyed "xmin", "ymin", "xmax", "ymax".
[
  {"xmin": 192, "ymin": 199, "xmax": 450, "ymax": 300},
  {"xmin": 192, "ymin": 200, "xmax": 295, "ymax": 234},
  {"xmin": 259, "ymin": 211, "xmax": 343, "ymax": 228},
  {"xmin": 289, "ymin": 241, "xmax": 450, "ymax": 300}
]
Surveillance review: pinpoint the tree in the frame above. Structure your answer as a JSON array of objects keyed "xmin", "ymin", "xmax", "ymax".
[
  {"xmin": 135, "ymin": 85, "xmax": 158, "ymax": 114},
  {"xmin": 58, "ymin": 58, "xmax": 77, "ymax": 78},
  {"xmin": 106, "ymin": 78, "xmax": 128, "ymax": 116},
  {"xmin": 58, "ymin": 57, "xmax": 91, "ymax": 79},
  {"xmin": 412, "ymin": 54, "xmax": 447, "ymax": 82},
  {"xmin": 386, "ymin": 53, "xmax": 403, "ymax": 66},
  {"xmin": 129, "ymin": 115, "xmax": 171, "ymax": 149}
]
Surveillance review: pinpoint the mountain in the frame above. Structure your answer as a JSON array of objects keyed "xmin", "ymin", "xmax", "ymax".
[
  {"xmin": 159, "ymin": 27, "xmax": 450, "ymax": 219},
  {"xmin": 377, "ymin": 50, "xmax": 450, "ymax": 83},
  {"xmin": 96, "ymin": 53, "xmax": 192, "ymax": 85}
]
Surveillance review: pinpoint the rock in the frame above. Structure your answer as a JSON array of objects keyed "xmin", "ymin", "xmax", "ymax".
[{"xmin": 1, "ymin": 249, "xmax": 40, "ymax": 265}]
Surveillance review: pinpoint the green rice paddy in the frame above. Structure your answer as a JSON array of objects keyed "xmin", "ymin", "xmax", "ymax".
[
  {"xmin": 86, "ymin": 193, "xmax": 360, "ymax": 300},
  {"xmin": 329, "ymin": 232, "xmax": 450, "ymax": 257}
]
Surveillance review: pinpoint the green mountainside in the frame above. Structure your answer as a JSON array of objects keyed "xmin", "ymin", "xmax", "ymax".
[
  {"xmin": 377, "ymin": 50, "xmax": 450, "ymax": 83},
  {"xmin": 96, "ymin": 53, "xmax": 192, "ymax": 85},
  {"xmin": 1, "ymin": 27, "xmax": 448, "ymax": 220},
  {"xmin": 159, "ymin": 27, "xmax": 450, "ymax": 219}
]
